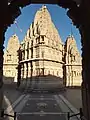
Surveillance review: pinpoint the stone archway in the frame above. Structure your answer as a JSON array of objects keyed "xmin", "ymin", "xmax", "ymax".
[{"xmin": 0, "ymin": 0, "xmax": 90, "ymax": 119}]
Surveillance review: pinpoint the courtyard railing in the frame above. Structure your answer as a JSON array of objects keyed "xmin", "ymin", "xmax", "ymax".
[{"xmin": 0, "ymin": 108, "xmax": 87, "ymax": 120}]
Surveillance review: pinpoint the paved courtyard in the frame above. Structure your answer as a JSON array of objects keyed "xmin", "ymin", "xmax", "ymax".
[
  {"xmin": 4, "ymin": 93, "xmax": 79, "ymax": 120},
  {"xmin": 61, "ymin": 88, "xmax": 82, "ymax": 110},
  {"xmin": 16, "ymin": 94, "xmax": 67, "ymax": 120},
  {"xmin": 2, "ymin": 83, "xmax": 82, "ymax": 120}
]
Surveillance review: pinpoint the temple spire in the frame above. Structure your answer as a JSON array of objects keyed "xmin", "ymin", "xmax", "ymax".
[
  {"xmin": 68, "ymin": 23, "xmax": 74, "ymax": 39},
  {"xmin": 70, "ymin": 22, "xmax": 73, "ymax": 38}
]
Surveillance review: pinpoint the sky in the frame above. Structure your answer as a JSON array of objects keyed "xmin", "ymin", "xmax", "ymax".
[{"xmin": 5, "ymin": 4, "xmax": 81, "ymax": 54}]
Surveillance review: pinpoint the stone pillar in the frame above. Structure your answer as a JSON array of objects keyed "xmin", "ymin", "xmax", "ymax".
[
  {"xmin": 63, "ymin": 64, "xmax": 66, "ymax": 87},
  {"xmin": 17, "ymin": 64, "xmax": 21, "ymax": 87},
  {"xmin": 29, "ymin": 60, "xmax": 33, "ymax": 87},
  {"xmin": 0, "ymin": 29, "xmax": 5, "ymax": 109},
  {"xmin": 24, "ymin": 63, "xmax": 27, "ymax": 79},
  {"xmin": 29, "ymin": 49, "xmax": 31, "ymax": 59},
  {"xmin": 22, "ymin": 64, "xmax": 24, "ymax": 80},
  {"xmin": 80, "ymin": 24, "xmax": 90, "ymax": 120},
  {"xmin": 28, "ymin": 62, "xmax": 31, "ymax": 78},
  {"xmin": 26, "ymin": 63, "xmax": 28, "ymax": 78}
]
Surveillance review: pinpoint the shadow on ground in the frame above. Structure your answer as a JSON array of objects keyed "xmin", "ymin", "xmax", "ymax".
[
  {"xmin": 2, "ymin": 76, "xmax": 22, "ymax": 119},
  {"xmin": 19, "ymin": 74, "xmax": 65, "ymax": 92}
]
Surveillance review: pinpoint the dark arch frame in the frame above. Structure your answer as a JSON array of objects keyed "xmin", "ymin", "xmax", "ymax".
[{"xmin": 0, "ymin": 0, "xmax": 90, "ymax": 120}]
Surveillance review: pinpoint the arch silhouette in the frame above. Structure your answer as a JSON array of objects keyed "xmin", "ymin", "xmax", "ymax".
[{"xmin": 0, "ymin": 0, "xmax": 90, "ymax": 120}]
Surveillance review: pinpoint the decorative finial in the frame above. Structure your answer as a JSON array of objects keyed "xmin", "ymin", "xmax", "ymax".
[{"xmin": 42, "ymin": 5, "xmax": 47, "ymax": 9}]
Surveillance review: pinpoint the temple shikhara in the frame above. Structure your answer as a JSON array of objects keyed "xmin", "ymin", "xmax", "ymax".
[
  {"xmin": 3, "ymin": 5, "xmax": 82, "ymax": 88},
  {"xmin": 3, "ymin": 34, "xmax": 20, "ymax": 83}
]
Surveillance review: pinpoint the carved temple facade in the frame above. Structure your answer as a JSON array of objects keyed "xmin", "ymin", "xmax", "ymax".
[{"xmin": 3, "ymin": 5, "xmax": 82, "ymax": 87}]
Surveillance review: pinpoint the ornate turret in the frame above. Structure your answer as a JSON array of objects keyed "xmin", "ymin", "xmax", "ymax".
[
  {"xmin": 3, "ymin": 34, "xmax": 20, "ymax": 81},
  {"xmin": 7, "ymin": 34, "xmax": 20, "ymax": 54},
  {"xmin": 64, "ymin": 35, "xmax": 82, "ymax": 87}
]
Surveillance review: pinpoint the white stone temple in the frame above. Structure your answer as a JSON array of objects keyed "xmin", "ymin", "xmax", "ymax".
[{"xmin": 3, "ymin": 6, "xmax": 82, "ymax": 87}]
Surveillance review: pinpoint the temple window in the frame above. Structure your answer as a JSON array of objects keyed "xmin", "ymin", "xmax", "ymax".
[
  {"xmin": 36, "ymin": 38, "xmax": 38, "ymax": 43},
  {"xmin": 27, "ymin": 50, "xmax": 29, "ymax": 59},
  {"xmin": 22, "ymin": 51, "xmax": 25, "ymax": 60},
  {"xmin": 7, "ymin": 55, "xmax": 11, "ymax": 61},
  {"xmin": 27, "ymin": 42, "xmax": 29, "ymax": 49},
  {"xmin": 74, "ymin": 71, "xmax": 76, "ymax": 76},
  {"xmin": 41, "ymin": 35, "xmax": 44, "ymax": 41},
  {"xmin": 31, "ymin": 40, "xmax": 33, "ymax": 47}
]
